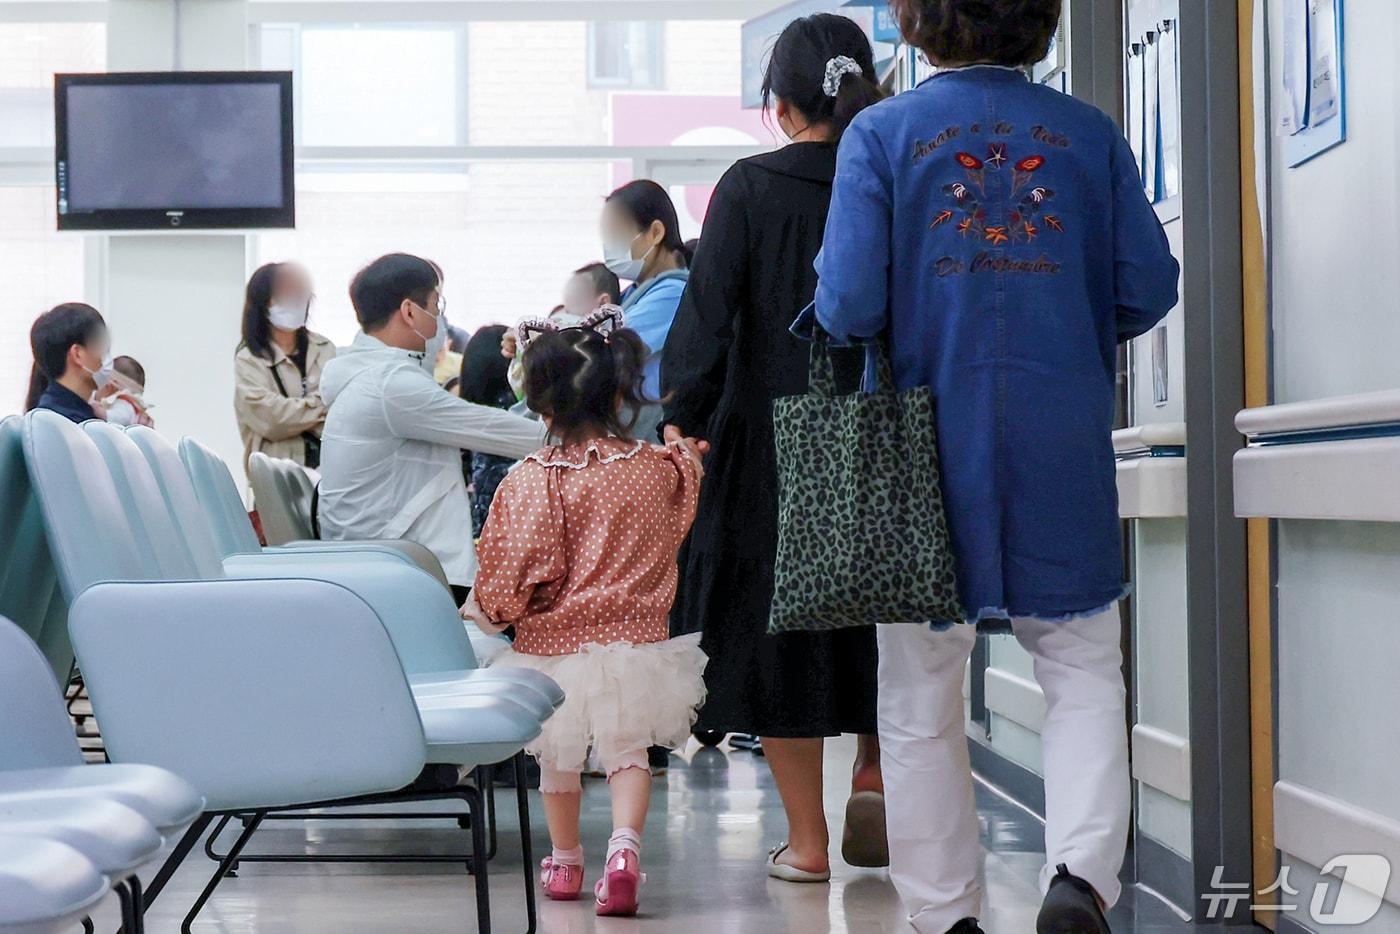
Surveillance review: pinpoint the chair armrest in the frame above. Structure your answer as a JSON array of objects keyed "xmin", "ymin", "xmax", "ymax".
[
  {"xmin": 275, "ymin": 539, "xmax": 451, "ymax": 590},
  {"xmin": 69, "ymin": 579, "xmax": 427, "ymax": 812},
  {"xmin": 222, "ymin": 553, "xmax": 478, "ymax": 674}
]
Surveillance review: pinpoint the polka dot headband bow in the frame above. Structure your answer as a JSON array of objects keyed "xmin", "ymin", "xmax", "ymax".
[
  {"xmin": 823, "ymin": 55, "xmax": 863, "ymax": 97},
  {"xmin": 517, "ymin": 305, "xmax": 625, "ymax": 352}
]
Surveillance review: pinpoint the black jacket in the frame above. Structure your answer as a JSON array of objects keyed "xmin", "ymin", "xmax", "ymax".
[{"xmin": 35, "ymin": 382, "xmax": 97, "ymax": 424}]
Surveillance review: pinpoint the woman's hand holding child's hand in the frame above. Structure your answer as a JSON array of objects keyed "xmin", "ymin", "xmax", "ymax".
[
  {"xmin": 661, "ymin": 425, "xmax": 709, "ymax": 481},
  {"xmin": 460, "ymin": 592, "xmax": 509, "ymax": 635}
]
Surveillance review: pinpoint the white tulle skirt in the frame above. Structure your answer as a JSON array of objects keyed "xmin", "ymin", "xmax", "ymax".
[{"xmin": 490, "ymin": 633, "xmax": 708, "ymax": 773}]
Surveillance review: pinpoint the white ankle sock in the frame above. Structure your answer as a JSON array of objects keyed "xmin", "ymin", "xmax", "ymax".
[{"xmin": 551, "ymin": 845, "xmax": 583, "ymax": 866}]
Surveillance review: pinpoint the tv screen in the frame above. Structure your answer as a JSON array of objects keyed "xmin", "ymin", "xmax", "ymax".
[{"xmin": 54, "ymin": 71, "xmax": 294, "ymax": 230}]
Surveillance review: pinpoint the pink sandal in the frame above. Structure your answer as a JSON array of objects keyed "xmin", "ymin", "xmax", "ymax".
[
  {"xmin": 594, "ymin": 847, "xmax": 644, "ymax": 916},
  {"xmin": 539, "ymin": 856, "xmax": 584, "ymax": 901}
]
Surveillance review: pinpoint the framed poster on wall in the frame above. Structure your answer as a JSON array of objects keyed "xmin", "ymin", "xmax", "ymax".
[{"xmin": 1282, "ymin": 0, "xmax": 1346, "ymax": 166}]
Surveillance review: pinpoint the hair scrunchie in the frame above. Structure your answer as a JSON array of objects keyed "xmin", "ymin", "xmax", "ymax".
[{"xmin": 822, "ymin": 55, "xmax": 863, "ymax": 97}]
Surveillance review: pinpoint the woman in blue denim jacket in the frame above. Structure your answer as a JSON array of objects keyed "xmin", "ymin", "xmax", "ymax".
[{"xmin": 807, "ymin": 3, "xmax": 1179, "ymax": 933}]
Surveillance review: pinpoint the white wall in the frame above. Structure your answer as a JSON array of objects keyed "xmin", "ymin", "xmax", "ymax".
[
  {"xmin": 1132, "ymin": 518, "xmax": 1191, "ymax": 858},
  {"xmin": 1268, "ymin": 0, "xmax": 1400, "ymax": 404},
  {"xmin": 1265, "ymin": 1, "xmax": 1400, "ymax": 928},
  {"xmin": 104, "ymin": 0, "xmax": 252, "ymax": 487},
  {"xmin": 1274, "ymin": 519, "xmax": 1400, "ymax": 933},
  {"xmin": 103, "ymin": 236, "xmax": 249, "ymax": 478}
]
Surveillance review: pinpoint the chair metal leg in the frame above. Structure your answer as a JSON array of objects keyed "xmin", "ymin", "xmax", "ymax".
[
  {"xmin": 181, "ymin": 811, "xmax": 266, "ymax": 934},
  {"xmin": 515, "ymin": 752, "xmax": 537, "ymax": 934},
  {"xmin": 202, "ymin": 813, "xmax": 236, "ymax": 863},
  {"xmin": 114, "ymin": 879, "xmax": 136, "ymax": 934},
  {"xmin": 468, "ymin": 765, "xmax": 499, "ymax": 861},
  {"xmin": 65, "ymin": 671, "xmax": 86, "ymax": 725},
  {"xmin": 486, "ymin": 770, "xmax": 499, "ymax": 860},
  {"xmin": 142, "ymin": 813, "xmax": 213, "ymax": 910},
  {"xmin": 124, "ymin": 876, "xmax": 146, "ymax": 934},
  {"xmin": 463, "ymin": 786, "xmax": 490, "ymax": 934},
  {"xmin": 206, "ymin": 808, "xmax": 479, "ymax": 867}
]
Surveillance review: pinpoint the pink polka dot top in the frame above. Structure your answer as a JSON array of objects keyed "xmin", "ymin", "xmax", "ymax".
[{"xmin": 473, "ymin": 436, "xmax": 702, "ymax": 657}]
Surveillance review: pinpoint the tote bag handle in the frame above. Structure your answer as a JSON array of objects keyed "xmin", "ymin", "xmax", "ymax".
[{"xmin": 808, "ymin": 330, "xmax": 898, "ymax": 399}]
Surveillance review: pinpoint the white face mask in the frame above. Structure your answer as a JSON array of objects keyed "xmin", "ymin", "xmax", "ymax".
[
  {"xmin": 410, "ymin": 302, "xmax": 449, "ymax": 376},
  {"xmin": 268, "ymin": 299, "xmax": 309, "ymax": 331},
  {"xmin": 84, "ymin": 351, "xmax": 117, "ymax": 390},
  {"xmin": 603, "ymin": 232, "xmax": 652, "ymax": 282}
]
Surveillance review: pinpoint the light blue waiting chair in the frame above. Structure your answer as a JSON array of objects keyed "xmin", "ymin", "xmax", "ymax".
[
  {"xmin": 100, "ymin": 420, "xmax": 554, "ymax": 928},
  {"xmin": 139, "ymin": 427, "xmax": 560, "ymax": 885},
  {"xmin": 0, "ymin": 417, "xmax": 70, "ymax": 680},
  {"xmin": 182, "ymin": 436, "xmax": 516, "ymax": 667},
  {"xmin": 152, "ymin": 431, "xmax": 559, "ymax": 703},
  {"xmin": 21, "ymin": 410, "xmax": 444, "ymax": 932},
  {"xmin": 0, "ymin": 836, "xmax": 108, "ymax": 934},
  {"xmin": 188, "ymin": 437, "xmax": 449, "ymax": 583},
  {"xmin": 116, "ymin": 424, "xmax": 559, "ymax": 719},
  {"xmin": 0, "ymin": 615, "xmax": 189, "ymax": 933},
  {"xmin": 0, "ymin": 798, "xmax": 159, "ymax": 933},
  {"xmin": 29, "ymin": 411, "xmax": 545, "ymax": 931}
]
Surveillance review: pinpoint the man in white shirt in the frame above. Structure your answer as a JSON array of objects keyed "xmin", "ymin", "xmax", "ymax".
[{"xmin": 317, "ymin": 253, "xmax": 546, "ymax": 594}]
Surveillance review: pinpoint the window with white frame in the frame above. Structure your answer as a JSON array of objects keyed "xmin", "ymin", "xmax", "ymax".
[
  {"xmin": 254, "ymin": 18, "xmax": 755, "ymax": 335},
  {"xmin": 259, "ymin": 24, "xmax": 468, "ymax": 147},
  {"xmin": 0, "ymin": 22, "xmax": 104, "ymax": 146},
  {"xmin": 0, "ymin": 21, "xmax": 104, "ymax": 415},
  {"xmin": 587, "ymin": 21, "xmax": 663, "ymax": 90}
]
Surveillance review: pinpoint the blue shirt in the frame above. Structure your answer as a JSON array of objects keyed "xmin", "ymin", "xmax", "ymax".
[
  {"xmin": 811, "ymin": 66, "xmax": 1179, "ymax": 625},
  {"xmin": 35, "ymin": 382, "xmax": 96, "ymax": 425},
  {"xmin": 622, "ymin": 268, "xmax": 690, "ymax": 401}
]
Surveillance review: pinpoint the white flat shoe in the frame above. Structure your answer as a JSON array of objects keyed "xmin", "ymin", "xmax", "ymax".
[{"xmin": 766, "ymin": 843, "xmax": 831, "ymax": 883}]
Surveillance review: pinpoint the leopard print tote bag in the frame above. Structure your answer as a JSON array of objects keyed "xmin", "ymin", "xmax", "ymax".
[{"xmin": 768, "ymin": 337, "xmax": 963, "ymax": 633}]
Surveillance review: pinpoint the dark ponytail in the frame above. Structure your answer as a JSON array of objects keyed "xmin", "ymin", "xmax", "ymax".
[
  {"xmin": 26, "ymin": 302, "xmax": 106, "ymax": 412},
  {"xmin": 521, "ymin": 326, "xmax": 652, "ymax": 445},
  {"xmin": 762, "ymin": 13, "xmax": 885, "ymax": 144},
  {"xmin": 605, "ymin": 180, "xmax": 688, "ymax": 268}
]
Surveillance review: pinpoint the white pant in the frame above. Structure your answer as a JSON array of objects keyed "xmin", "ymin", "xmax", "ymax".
[{"xmin": 876, "ymin": 607, "xmax": 1130, "ymax": 934}]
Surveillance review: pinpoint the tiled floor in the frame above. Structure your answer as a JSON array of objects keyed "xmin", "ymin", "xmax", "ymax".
[{"xmin": 91, "ymin": 736, "xmax": 1199, "ymax": 932}]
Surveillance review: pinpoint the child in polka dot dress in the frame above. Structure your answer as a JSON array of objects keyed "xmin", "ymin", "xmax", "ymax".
[{"xmin": 462, "ymin": 308, "xmax": 708, "ymax": 917}]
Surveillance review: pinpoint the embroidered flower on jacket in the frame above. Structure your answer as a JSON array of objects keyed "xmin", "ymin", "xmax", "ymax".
[
  {"xmin": 932, "ymin": 139, "xmax": 1068, "ymax": 245},
  {"xmin": 955, "ymin": 151, "xmax": 987, "ymax": 197}
]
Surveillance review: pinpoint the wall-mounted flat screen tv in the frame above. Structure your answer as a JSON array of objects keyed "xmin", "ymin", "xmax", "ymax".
[{"xmin": 54, "ymin": 71, "xmax": 294, "ymax": 230}]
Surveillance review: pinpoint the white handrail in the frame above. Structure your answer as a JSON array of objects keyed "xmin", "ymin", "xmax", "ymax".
[
  {"xmin": 1113, "ymin": 422, "xmax": 1187, "ymax": 455},
  {"xmin": 1236, "ymin": 390, "xmax": 1400, "ymax": 439}
]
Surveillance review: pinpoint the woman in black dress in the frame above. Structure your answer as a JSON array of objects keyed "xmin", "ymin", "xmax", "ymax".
[{"xmin": 660, "ymin": 14, "xmax": 886, "ymax": 881}]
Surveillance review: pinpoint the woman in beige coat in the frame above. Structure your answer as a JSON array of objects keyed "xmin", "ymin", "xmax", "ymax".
[{"xmin": 234, "ymin": 262, "xmax": 336, "ymax": 471}]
